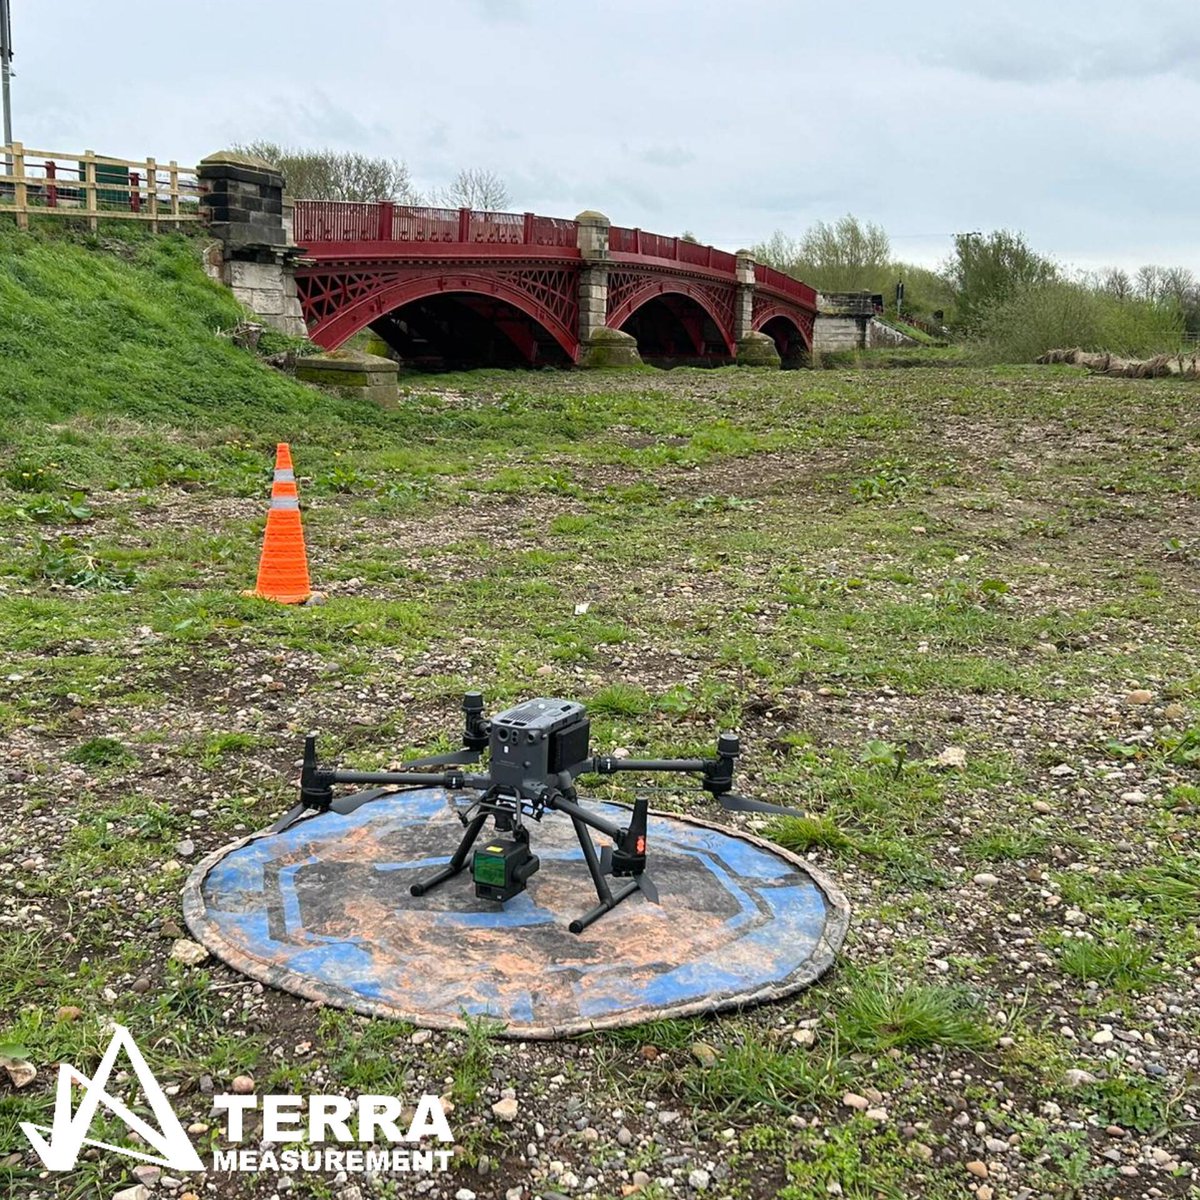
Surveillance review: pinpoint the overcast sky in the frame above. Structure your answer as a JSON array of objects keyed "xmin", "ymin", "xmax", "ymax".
[{"xmin": 12, "ymin": 0, "xmax": 1199, "ymax": 273}]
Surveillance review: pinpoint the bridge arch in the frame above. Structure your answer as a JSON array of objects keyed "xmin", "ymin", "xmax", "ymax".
[
  {"xmin": 607, "ymin": 277, "xmax": 737, "ymax": 358},
  {"xmin": 296, "ymin": 270, "xmax": 580, "ymax": 362},
  {"xmin": 752, "ymin": 305, "xmax": 813, "ymax": 351}
]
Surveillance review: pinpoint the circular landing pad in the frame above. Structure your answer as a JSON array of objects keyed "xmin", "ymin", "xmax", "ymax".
[{"xmin": 183, "ymin": 789, "xmax": 849, "ymax": 1038}]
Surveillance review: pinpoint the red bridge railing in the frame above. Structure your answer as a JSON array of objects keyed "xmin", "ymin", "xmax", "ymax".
[
  {"xmin": 292, "ymin": 199, "xmax": 577, "ymax": 248},
  {"xmin": 608, "ymin": 225, "xmax": 737, "ymax": 274},
  {"xmin": 754, "ymin": 263, "xmax": 819, "ymax": 309},
  {"xmin": 291, "ymin": 200, "xmax": 817, "ymax": 312}
]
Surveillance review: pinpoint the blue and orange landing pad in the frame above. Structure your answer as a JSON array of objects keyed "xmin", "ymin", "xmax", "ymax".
[{"xmin": 183, "ymin": 788, "xmax": 849, "ymax": 1038}]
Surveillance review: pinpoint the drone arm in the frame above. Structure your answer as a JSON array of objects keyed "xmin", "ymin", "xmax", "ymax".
[
  {"xmin": 577, "ymin": 733, "xmax": 742, "ymax": 798},
  {"xmin": 589, "ymin": 756, "xmax": 708, "ymax": 775},
  {"xmin": 549, "ymin": 790, "xmax": 624, "ymax": 840}
]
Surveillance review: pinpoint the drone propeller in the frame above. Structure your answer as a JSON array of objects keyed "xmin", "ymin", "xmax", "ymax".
[
  {"xmin": 269, "ymin": 801, "xmax": 311, "ymax": 834},
  {"xmin": 598, "ymin": 794, "xmax": 661, "ymax": 905},
  {"xmin": 328, "ymin": 786, "xmax": 400, "ymax": 817},
  {"xmin": 713, "ymin": 790, "xmax": 808, "ymax": 818},
  {"xmin": 599, "ymin": 781, "xmax": 807, "ymax": 820},
  {"xmin": 269, "ymin": 786, "xmax": 398, "ymax": 832}
]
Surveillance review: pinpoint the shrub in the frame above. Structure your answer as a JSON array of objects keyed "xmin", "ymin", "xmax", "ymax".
[{"xmin": 974, "ymin": 279, "xmax": 1184, "ymax": 363}]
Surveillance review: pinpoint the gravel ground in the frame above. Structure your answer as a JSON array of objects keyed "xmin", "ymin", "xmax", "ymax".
[{"xmin": 1, "ymin": 364, "xmax": 1199, "ymax": 1200}]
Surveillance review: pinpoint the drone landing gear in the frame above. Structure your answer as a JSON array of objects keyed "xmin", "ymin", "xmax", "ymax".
[
  {"xmin": 566, "ymin": 814, "xmax": 642, "ymax": 934},
  {"xmin": 408, "ymin": 810, "xmax": 491, "ymax": 898},
  {"xmin": 557, "ymin": 791, "xmax": 659, "ymax": 933},
  {"xmin": 408, "ymin": 788, "xmax": 659, "ymax": 934}
]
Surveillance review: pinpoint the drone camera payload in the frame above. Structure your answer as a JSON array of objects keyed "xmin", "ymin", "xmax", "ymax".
[
  {"xmin": 276, "ymin": 691, "xmax": 803, "ymax": 931},
  {"xmin": 472, "ymin": 838, "xmax": 540, "ymax": 901}
]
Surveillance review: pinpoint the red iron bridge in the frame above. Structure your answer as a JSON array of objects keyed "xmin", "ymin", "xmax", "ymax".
[{"xmin": 290, "ymin": 200, "xmax": 818, "ymax": 369}]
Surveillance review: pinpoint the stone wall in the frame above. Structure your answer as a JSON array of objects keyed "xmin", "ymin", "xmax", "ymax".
[
  {"xmin": 866, "ymin": 318, "xmax": 917, "ymax": 348},
  {"xmin": 813, "ymin": 313, "xmax": 869, "ymax": 351}
]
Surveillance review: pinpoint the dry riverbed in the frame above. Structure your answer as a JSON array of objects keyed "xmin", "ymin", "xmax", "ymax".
[{"xmin": 1, "ymin": 364, "xmax": 1199, "ymax": 1200}]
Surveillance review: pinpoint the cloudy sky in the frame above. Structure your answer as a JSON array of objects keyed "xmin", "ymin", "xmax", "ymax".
[{"xmin": 11, "ymin": 0, "xmax": 1199, "ymax": 272}]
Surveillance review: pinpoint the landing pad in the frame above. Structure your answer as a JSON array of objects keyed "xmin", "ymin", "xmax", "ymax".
[{"xmin": 183, "ymin": 788, "xmax": 849, "ymax": 1038}]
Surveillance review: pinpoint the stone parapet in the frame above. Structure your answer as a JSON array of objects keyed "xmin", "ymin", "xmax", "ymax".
[{"xmin": 199, "ymin": 150, "xmax": 306, "ymax": 337}]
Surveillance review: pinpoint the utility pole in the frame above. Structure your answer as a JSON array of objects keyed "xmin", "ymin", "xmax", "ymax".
[{"xmin": 0, "ymin": 0, "xmax": 12, "ymax": 169}]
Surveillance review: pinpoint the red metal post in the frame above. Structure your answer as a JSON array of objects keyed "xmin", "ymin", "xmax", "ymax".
[
  {"xmin": 458, "ymin": 207, "xmax": 471, "ymax": 242},
  {"xmin": 45, "ymin": 159, "xmax": 56, "ymax": 208},
  {"xmin": 523, "ymin": 211, "xmax": 534, "ymax": 243},
  {"xmin": 377, "ymin": 201, "xmax": 394, "ymax": 241}
]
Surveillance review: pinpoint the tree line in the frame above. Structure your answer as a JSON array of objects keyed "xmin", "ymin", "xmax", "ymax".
[
  {"xmin": 234, "ymin": 142, "xmax": 511, "ymax": 211},
  {"xmin": 751, "ymin": 217, "xmax": 1198, "ymax": 359}
]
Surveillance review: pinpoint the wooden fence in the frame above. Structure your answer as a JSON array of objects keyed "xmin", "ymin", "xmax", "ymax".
[{"xmin": 0, "ymin": 144, "xmax": 201, "ymax": 231}]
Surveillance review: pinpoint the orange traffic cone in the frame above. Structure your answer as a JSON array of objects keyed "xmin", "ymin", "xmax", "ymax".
[{"xmin": 250, "ymin": 443, "xmax": 312, "ymax": 604}]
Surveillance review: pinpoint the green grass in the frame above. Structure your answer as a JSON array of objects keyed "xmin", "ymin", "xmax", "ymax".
[
  {"xmin": 1055, "ymin": 931, "xmax": 1163, "ymax": 991},
  {"xmin": 589, "ymin": 682, "xmax": 653, "ymax": 716},
  {"xmin": 767, "ymin": 813, "xmax": 855, "ymax": 852},
  {"xmin": 964, "ymin": 828, "xmax": 1049, "ymax": 861},
  {"xmin": 779, "ymin": 1117, "xmax": 958, "ymax": 1200},
  {"xmin": 66, "ymin": 735, "xmax": 136, "ymax": 769},
  {"xmin": 834, "ymin": 969, "xmax": 997, "ymax": 1051},
  {"xmin": 682, "ymin": 1031, "xmax": 849, "ymax": 1114}
]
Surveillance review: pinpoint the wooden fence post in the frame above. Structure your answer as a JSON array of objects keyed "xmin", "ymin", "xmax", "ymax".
[
  {"xmin": 146, "ymin": 156, "xmax": 158, "ymax": 233},
  {"xmin": 83, "ymin": 150, "xmax": 98, "ymax": 231},
  {"xmin": 168, "ymin": 161, "xmax": 180, "ymax": 223},
  {"xmin": 12, "ymin": 142, "xmax": 27, "ymax": 228}
]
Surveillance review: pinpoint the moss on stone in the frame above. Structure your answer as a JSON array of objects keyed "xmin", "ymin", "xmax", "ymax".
[
  {"xmin": 581, "ymin": 328, "xmax": 642, "ymax": 369},
  {"xmin": 295, "ymin": 349, "xmax": 400, "ymax": 400},
  {"xmin": 736, "ymin": 332, "xmax": 782, "ymax": 368}
]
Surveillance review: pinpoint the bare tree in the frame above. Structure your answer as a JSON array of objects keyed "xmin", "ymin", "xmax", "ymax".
[
  {"xmin": 800, "ymin": 215, "xmax": 892, "ymax": 292},
  {"xmin": 432, "ymin": 168, "xmax": 511, "ymax": 211},
  {"xmin": 753, "ymin": 217, "xmax": 890, "ymax": 293},
  {"xmin": 1100, "ymin": 267, "xmax": 1133, "ymax": 302},
  {"xmin": 1161, "ymin": 265, "xmax": 1198, "ymax": 307},
  {"xmin": 234, "ymin": 142, "xmax": 419, "ymax": 203},
  {"xmin": 1135, "ymin": 265, "xmax": 1167, "ymax": 304}
]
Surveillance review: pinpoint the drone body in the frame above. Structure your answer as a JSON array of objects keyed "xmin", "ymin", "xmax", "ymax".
[{"xmin": 276, "ymin": 692, "xmax": 800, "ymax": 932}]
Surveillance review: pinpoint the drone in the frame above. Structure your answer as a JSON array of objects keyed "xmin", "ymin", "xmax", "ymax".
[{"xmin": 271, "ymin": 692, "xmax": 803, "ymax": 933}]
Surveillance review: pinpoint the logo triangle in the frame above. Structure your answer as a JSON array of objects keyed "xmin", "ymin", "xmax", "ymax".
[{"xmin": 20, "ymin": 1024, "xmax": 203, "ymax": 1173}]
